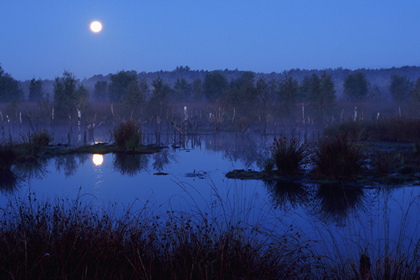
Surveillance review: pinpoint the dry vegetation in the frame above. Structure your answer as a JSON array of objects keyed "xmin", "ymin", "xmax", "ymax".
[
  {"xmin": 0, "ymin": 192, "xmax": 418, "ymax": 279},
  {"xmin": 0, "ymin": 194, "xmax": 321, "ymax": 280}
]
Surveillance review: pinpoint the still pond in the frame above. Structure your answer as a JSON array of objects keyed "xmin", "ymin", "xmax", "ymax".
[{"xmin": 1, "ymin": 132, "xmax": 419, "ymax": 261}]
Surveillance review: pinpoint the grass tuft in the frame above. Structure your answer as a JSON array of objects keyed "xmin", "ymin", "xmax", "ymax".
[
  {"xmin": 270, "ymin": 136, "xmax": 311, "ymax": 175},
  {"xmin": 29, "ymin": 130, "xmax": 53, "ymax": 148},
  {"xmin": 312, "ymin": 133, "xmax": 365, "ymax": 180},
  {"xmin": 113, "ymin": 120, "xmax": 142, "ymax": 151}
]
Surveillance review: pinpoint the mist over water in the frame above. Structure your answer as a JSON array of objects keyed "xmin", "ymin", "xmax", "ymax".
[{"xmin": 1, "ymin": 130, "xmax": 418, "ymax": 260}]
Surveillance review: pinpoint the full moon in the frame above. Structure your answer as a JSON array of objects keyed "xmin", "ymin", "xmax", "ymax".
[
  {"xmin": 92, "ymin": 154, "xmax": 104, "ymax": 166},
  {"xmin": 90, "ymin": 21, "xmax": 103, "ymax": 33}
]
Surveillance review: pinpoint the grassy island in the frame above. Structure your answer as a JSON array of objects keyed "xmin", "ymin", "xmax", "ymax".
[
  {"xmin": 0, "ymin": 120, "xmax": 166, "ymax": 170},
  {"xmin": 227, "ymin": 118, "xmax": 420, "ymax": 186}
]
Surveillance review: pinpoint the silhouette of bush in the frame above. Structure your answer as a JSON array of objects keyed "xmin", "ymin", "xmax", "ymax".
[
  {"xmin": 18, "ymin": 130, "xmax": 53, "ymax": 156},
  {"xmin": 312, "ymin": 133, "xmax": 365, "ymax": 179},
  {"xmin": 29, "ymin": 130, "xmax": 53, "ymax": 149},
  {"xmin": 270, "ymin": 136, "xmax": 311, "ymax": 175},
  {"xmin": 113, "ymin": 120, "xmax": 142, "ymax": 151}
]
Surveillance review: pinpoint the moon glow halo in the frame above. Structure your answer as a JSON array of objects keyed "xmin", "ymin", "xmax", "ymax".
[{"xmin": 90, "ymin": 21, "xmax": 103, "ymax": 33}]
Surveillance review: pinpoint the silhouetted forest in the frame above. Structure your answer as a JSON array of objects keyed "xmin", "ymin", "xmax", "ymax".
[
  {"xmin": 2, "ymin": 64, "xmax": 420, "ymax": 129},
  {"xmin": 15, "ymin": 65, "xmax": 420, "ymax": 101}
]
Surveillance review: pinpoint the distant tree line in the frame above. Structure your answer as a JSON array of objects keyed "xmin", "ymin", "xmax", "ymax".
[
  {"xmin": 2, "ymin": 64, "xmax": 420, "ymax": 122},
  {"xmin": 0, "ymin": 65, "xmax": 23, "ymax": 103}
]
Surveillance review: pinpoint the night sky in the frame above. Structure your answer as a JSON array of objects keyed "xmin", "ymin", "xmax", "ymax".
[{"xmin": 1, "ymin": 1, "xmax": 419, "ymax": 80}]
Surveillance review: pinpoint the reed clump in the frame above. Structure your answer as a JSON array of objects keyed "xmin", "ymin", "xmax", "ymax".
[
  {"xmin": 28, "ymin": 130, "xmax": 53, "ymax": 148},
  {"xmin": 113, "ymin": 120, "xmax": 142, "ymax": 151},
  {"xmin": 269, "ymin": 136, "xmax": 311, "ymax": 175},
  {"xmin": 312, "ymin": 133, "xmax": 365, "ymax": 180},
  {"xmin": 25, "ymin": 130, "xmax": 53, "ymax": 155}
]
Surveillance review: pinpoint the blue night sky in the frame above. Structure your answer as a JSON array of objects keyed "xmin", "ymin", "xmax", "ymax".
[{"xmin": 1, "ymin": 1, "xmax": 419, "ymax": 80}]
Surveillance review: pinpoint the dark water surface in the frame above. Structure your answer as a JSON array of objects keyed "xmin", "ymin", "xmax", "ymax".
[{"xmin": 1, "ymin": 133, "xmax": 419, "ymax": 260}]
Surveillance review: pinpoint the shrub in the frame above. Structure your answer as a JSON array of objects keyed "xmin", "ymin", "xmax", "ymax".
[
  {"xmin": 29, "ymin": 130, "xmax": 53, "ymax": 149},
  {"xmin": 270, "ymin": 136, "xmax": 311, "ymax": 175},
  {"xmin": 113, "ymin": 120, "xmax": 142, "ymax": 151},
  {"xmin": 312, "ymin": 133, "xmax": 365, "ymax": 179},
  {"xmin": 18, "ymin": 130, "xmax": 53, "ymax": 156}
]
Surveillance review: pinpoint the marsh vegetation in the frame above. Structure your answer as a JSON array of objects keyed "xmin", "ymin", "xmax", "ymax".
[{"xmin": 0, "ymin": 65, "xmax": 420, "ymax": 279}]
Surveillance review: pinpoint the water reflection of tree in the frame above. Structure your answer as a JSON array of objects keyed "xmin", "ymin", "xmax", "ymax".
[
  {"xmin": 113, "ymin": 153, "xmax": 149, "ymax": 176},
  {"xmin": 314, "ymin": 184, "xmax": 366, "ymax": 225},
  {"xmin": 55, "ymin": 154, "xmax": 89, "ymax": 177},
  {"xmin": 0, "ymin": 168, "xmax": 19, "ymax": 193},
  {"xmin": 264, "ymin": 180, "xmax": 309, "ymax": 211},
  {"xmin": 152, "ymin": 148, "xmax": 175, "ymax": 172},
  {"xmin": 0, "ymin": 157, "xmax": 50, "ymax": 193},
  {"xmin": 13, "ymin": 157, "xmax": 49, "ymax": 180},
  {"xmin": 188, "ymin": 134, "xmax": 202, "ymax": 149},
  {"xmin": 204, "ymin": 134, "xmax": 269, "ymax": 168}
]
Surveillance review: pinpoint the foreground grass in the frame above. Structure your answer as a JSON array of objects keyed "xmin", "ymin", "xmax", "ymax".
[
  {"xmin": 0, "ymin": 192, "xmax": 418, "ymax": 279},
  {"xmin": 0, "ymin": 193, "xmax": 321, "ymax": 280}
]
